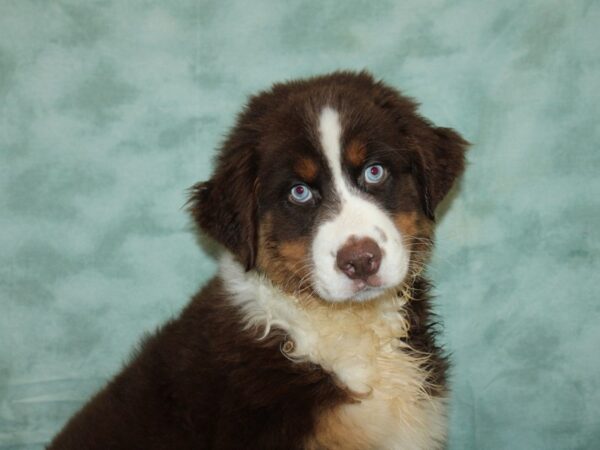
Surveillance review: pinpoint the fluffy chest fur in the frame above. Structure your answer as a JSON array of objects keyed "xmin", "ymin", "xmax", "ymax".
[{"xmin": 221, "ymin": 255, "xmax": 447, "ymax": 450}]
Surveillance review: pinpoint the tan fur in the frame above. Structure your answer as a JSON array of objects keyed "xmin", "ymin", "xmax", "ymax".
[
  {"xmin": 394, "ymin": 211, "xmax": 435, "ymax": 277},
  {"xmin": 294, "ymin": 157, "xmax": 319, "ymax": 182},
  {"xmin": 394, "ymin": 211, "xmax": 422, "ymax": 238},
  {"xmin": 299, "ymin": 295, "xmax": 447, "ymax": 450},
  {"xmin": 256, "ymin": 213, "xmax": 312, "ymax": 295},
  {"xmin": 345, "ymin": 140, "xmax": 367, "ymax": 167},
  {"xmin": 279, "ymin": 240, "xmax": 308, "ymax": 261},
  {"xmin": 221, "ymin": 255, "xmax": 447, "ymax": 450},
  {"xmin": 393, "ymin": 211, "xmax": 434, "ymax": 239}
]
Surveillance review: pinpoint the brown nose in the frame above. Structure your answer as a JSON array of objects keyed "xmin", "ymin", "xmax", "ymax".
[{"xmin": 336, "ymin": 237, "xmax": 382, "ymax": 280}]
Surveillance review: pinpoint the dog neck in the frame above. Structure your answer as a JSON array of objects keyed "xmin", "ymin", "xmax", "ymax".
[{"xmin": 218, "ymin": 252, "xmax": 426, "ymax": 395}]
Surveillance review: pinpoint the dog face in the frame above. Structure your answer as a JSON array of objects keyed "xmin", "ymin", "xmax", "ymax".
[{"xmin": 190, "ymin": 72, "xmax": 467, "ymax": 303}]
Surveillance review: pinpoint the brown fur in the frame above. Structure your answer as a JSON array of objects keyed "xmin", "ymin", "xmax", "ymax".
[
  {"xmin": 394, "ymin": 210, "xmax": 435, "ymax": 276},
  {"xmin": 294, "ymin": 157, "xmax": 320, "ymax": 182},
  {"xmin": 345, "ymin": 140, "xmax": 367, "ymax": 167},
  {"xmin": 49, "ymin": 279, "xmax": 349, "ymax": 449},
  {"xmin": 306, "ymin": 412, "xmax": 366, "ymax": 450},
  {"xmin": 49, "ymin": 71, "xmax": 467, "ymax": 449},
  {"xmin": 256, "ymin": 213, "xmax": 312, "ymax": 296}
]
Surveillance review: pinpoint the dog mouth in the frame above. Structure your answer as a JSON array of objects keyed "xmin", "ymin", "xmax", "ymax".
[
  {"xmin": 353, "ymin": 276, "xmax": 383, "ymax": 292},
  {"xmin": 348, "ymin": 283, "xmax": 389, "ymax": 302},
  {"xmin": 311, "ymin": 275, "xmax": 394, "ymax": 303}
]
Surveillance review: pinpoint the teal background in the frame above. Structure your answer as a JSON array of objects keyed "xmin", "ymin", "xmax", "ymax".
[{"xmin": 1, "ymin": 1, "xmax": 599, "ymax": 448}]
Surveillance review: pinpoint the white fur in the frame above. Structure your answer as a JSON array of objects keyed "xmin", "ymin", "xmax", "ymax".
[
  {"xmin": 220, "ymin": 254, "xmax": 447, "ymax": 450},
  {"xmin": 312, "ymin": 107, "xmax": 410, "ymax": 302}
]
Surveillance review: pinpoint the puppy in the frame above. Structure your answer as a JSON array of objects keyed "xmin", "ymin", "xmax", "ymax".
[{"xmin": 49, "ymin": 71, "xmax": 467, "ymax": 450}]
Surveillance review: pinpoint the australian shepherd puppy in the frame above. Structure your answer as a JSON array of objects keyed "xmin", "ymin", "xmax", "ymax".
[{"xmin": 49, "ymin": 71, "xmax": 468, "ymax": 450}]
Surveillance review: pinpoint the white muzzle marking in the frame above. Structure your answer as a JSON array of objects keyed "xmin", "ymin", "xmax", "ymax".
[{"xmin": 311, "ymin": 107, "xmax": 409, "ymax": 302}]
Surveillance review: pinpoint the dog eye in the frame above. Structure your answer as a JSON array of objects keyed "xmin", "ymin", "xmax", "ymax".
[
  {"xmin": 289, "ymin": 183, "xmax": 314, "ymax": 204},
  {"xmin": 363, "ymin": 164, "xmax": 386, "ymax": 184}
]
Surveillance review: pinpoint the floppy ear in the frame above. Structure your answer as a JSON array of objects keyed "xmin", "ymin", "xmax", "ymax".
[
  {"xmin": 369, "ymin": 77, "xmax": 468, "ymax": 220},
  {"xmin": 412, "ymin": 126, "xmax": 469, "ymax": 220},
  {"xmin": 370, "ymin": 78, "xmax": 469, "ymax": 220},
  {"xmin": 188, "ymin": 145, "xmax": 259, "ymax": 270}
]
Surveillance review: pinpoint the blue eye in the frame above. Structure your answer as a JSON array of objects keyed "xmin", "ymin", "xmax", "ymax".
[
  {"xmin": 364, "ymin": 164, "xmax": 386, "ymax": 184},
  {"xmin": 290, "ymin": 183, "xmax": 313, "ymax": 204}
]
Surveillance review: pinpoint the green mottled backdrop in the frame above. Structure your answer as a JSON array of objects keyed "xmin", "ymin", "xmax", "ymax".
[{"xmin": 1, "ymin": 1, "xmax": 599, "ymax": 448}]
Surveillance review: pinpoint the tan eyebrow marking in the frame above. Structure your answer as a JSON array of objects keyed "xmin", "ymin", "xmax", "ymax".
[
  {"xmin": 346, "ymin": 140, "xmax": 367, "ymax": 167},
  {"xmin": 294, "ymin": 157, "xmax": 319, "ymax": 182}
]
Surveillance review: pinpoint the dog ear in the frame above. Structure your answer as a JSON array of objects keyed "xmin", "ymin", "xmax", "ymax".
[
  {"xmin": 412, "ymin": 126, "xmax": 469, "ymax": 220},
  {"xmin": 188, "ymin": 145, "xmax": 259, "ymax": 270},
  {"xmin": 369, "ymin": 78, "xmax": 468, "ymax": 220}
]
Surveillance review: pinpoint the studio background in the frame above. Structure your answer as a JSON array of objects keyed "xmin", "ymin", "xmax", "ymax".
[{"xmin": 1, "ymin": 1, "xmax": 599, "ymax": 449}]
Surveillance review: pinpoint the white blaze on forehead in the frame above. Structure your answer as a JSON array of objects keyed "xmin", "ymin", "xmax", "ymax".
[
  {"xmin": 318, "ymin": 107, "xmax": 346, "ymax": 194},
  {"xmin": 313, "ymin": 106, "xmax": 409, "ymax": 302}
]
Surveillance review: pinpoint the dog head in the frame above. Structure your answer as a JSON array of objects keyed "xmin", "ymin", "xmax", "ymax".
[{"xmin": 189, "ymin": 72, "xmax": 467, "ymax": 303}]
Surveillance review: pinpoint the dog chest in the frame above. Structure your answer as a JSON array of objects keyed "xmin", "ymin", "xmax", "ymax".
[
  {"xmin": 288, "ymin": 299, "xmax": 447, "ymax": 450},
  {"xmin": 222, "ymin": 258, "xmax": 447, "ymax": 449}
]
